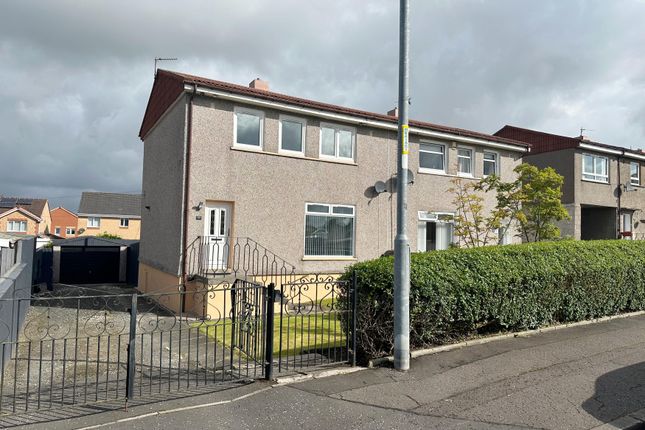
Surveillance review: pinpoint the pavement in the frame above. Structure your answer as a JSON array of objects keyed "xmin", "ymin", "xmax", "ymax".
[{"xmin": 7, "ymin": 313, "xmax": 645, "ymax": 429}]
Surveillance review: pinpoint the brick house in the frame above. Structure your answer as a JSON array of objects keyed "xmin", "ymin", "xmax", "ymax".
[
  {"xmin": 0, "ymin": 197, "xmax": 51, "ymax": 236},
  {"xmin": 50, "ymin": 207, "xmax": 78, "ymax": 238}
]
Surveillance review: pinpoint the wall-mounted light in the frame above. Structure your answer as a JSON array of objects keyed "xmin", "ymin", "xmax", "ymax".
[{"xmin": 192, "ymin": 202, "xmax": 203, "ymax": 211}]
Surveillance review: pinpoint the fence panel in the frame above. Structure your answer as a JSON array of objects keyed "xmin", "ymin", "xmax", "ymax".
[{"xmin": 277, "ymin": 274, "xmax": 356, "ymax": 372}]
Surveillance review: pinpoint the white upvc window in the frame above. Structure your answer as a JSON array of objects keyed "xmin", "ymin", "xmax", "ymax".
[
  {"xmin": 87, "ymin": 217, "xmax": 100, "ymax": 228},
  {"xmin": 279, "ymin": 114, "xmax": 306, "ymax": 155},
  {"xmin": 419, "ymin": 142, "xmax": 446, "ymax": 173},
  {"xmin": 319, "ymin": 123, "xmax": 355, "ymax": 161},
  {"xmin": 582, "ymin": 153, "xmax": 608, "ymax": 183},
  {"xmin": 631, "ymin": 161, "xmax": 640, "ymax": 186},
  {"xmin": 120, "ymin": 218, "xmax": 129, "ymax": 228},
  {"xmin": 7, "ymin": 220, "xmax": 27, "ymax": 232},
  {"xmin": 304, "ymin": 203, "xmax": 355, "ymax": 257},
  {"xmin": 457, "ymin": 147, "xmax": 473, "ymax": 176},
  {"xmin": 233, "ymin": 107, "xmax": 264, "ymax": 150},
  {"xmin": 483, "ymin": 151, "xmax": 499, "ymax": 176},
  {"xmin": 55, "ymin": 227, "xmax": 61, "ymax": 235},
  {"xmin": 66, "ymin": 227, "xmax": 75, "ymax": 235}
]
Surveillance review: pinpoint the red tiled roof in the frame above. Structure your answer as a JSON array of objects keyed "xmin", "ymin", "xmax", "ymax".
[
  {"xmin": 495, "ymin": 125, "xmax": 645, "ymax": 157},
  {"xmin": 139, "ymin": 70, "xmax": 530, "ymax": 149},
  {"xmin": 494, "ymin": 125, "xmax": 580, "ymax": 154}
]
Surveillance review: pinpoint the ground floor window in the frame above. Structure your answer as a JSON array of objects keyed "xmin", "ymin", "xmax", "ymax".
[
  {"xmin": 304, "ymin": 203, "xmax": 355, "ymax": 257},
  {"xmin": 417, "ymin": 212, "xmax": 454, "ymax": 251},
  {"xmin": 66, "ymin": 227, "xmax": 76, "ymax": 235}
]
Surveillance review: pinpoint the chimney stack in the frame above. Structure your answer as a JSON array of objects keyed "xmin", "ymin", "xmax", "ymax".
[
  {"xmin": 249, "ymin": 78, "xmax": 269, "ymax": 91},
  {"xmin": 387, "ymin": 107, "xmax": 398, "ymax": 117}
]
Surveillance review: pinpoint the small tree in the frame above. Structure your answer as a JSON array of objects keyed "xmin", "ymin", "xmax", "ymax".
[
  {"xmin": 449, "ymin": 178, "xmax": 502, "ymax": 248},
  {"xmin": 481, "ymin": 163, "xmax": 570, "ymax": 242}
]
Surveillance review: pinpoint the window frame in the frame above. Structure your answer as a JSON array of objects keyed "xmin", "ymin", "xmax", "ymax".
[
  {"xmin": 457, "ymin": 146, "xmax": 474, "ymax": 177},
  {"xmin": 87, "ymin": 217, "xmax": 100, "ymax": 228},
  {"xmin": 630, "ymin": 161, "xmax": 640, "ymax": 186},
  {"xmin": 278, "ymin": 114, "xmax": 306, "ymax": 156},
  {"xmin": 582, "ymin": 153, "xmax": 609, "ymax": 183},
  {"xmin": 233, "ymin": 106, "xmax": 264, "ymax": 151},
  {"xmin": 303, "ymin": 202, "xmax": 356, "ymax": 258},
  {"xmin": 318, "ymin": 122, "xmax": 356, "ymax": 162},
  {"xmin": 120, "ymin": 218, "xmax": 129, "ymax": 228},
  {"xmin": 483, "ymin": 150, "xmax": 499, "ymax": 177},
  {"xmin": 7, "ymin": 220, "xmax": 27, "ymax": 233},
  {"xmin": 55, "ymin": 227, "xmax": 61, "ymax": 236},
  {"xmin": 418, "ymin": 141, "xmax": 447, "ymax": 174},
  {"xmin": 66, "ymin": 227, "xmax": 75, "ymax": 235}
]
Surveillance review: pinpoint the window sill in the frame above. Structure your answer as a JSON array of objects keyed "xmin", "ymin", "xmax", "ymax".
[
  {"xmin": 230, "ymin": 146, "xmax": 357, "ymax": 166},
  {"xmin": 232, "ymin": 144, "xmax": 263, "ymax": 152},
  {"xmin": 302, "ymin": 256, "xmax": 357, "ymax": 262},
  {"xmin": 417, "ymin": 170, "xmax": 481, "ymax": 180},
  {"xmin": 581, "ymin": 178, "xmax": 610, "ymax": 185}
]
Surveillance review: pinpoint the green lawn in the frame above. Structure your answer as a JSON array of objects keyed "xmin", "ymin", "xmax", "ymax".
[{"xmin": 193, "ymin": 309, "xmax": 346, "ymax": 357}]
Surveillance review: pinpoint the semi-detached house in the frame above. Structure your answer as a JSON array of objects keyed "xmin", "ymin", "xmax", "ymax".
[
  {"xmin": 496, "ymin": 125, "xmax": 645, "ymax": 240},
  {"xmin": 137, "ymin": 70, "xmax": 530, "ymax": 292}
]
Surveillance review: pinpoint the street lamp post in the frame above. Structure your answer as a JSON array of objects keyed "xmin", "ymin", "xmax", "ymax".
[{"xmin": 394, "ymin": 0, "xmax": 411, "ymax": 372}]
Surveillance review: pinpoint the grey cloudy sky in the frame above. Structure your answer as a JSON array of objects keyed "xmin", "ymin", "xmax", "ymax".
[{"xmin": 1, "ymin": 0, "xmax": 644, "ymax": 210}]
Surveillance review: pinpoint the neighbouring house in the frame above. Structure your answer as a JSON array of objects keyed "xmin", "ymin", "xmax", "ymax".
[
  {"xmin": 50, "ymin": 207, "xmax": 78, "ymax": 238},
  {"xmin": 495, "ymin": 125, "xmax": 645, "ymax": 240},
  {"xmin": 136, "ymin": 69, "xmax": 530, "ymax": 294},
  {"xmin": 77, "ymin": 192, "xmax": 142, "ymax": 240},
  {"xmin": 0, "ymin": 196, "xmax": 51, "ymax": 236}
]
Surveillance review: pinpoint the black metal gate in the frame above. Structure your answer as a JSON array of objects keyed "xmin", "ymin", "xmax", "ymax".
[{"xmin": 0, "ymin": 275, "xmax": 356, "ymax": 415}]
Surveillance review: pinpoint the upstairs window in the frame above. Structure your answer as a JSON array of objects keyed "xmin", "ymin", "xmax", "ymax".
[
  {"xmin": 7, "ymin": 220, "xmax": 27, "ymax": 232},
  {"xmin": 631, "ymin": 162, "xmax": 640, "ymax": 186},
  {"xmin": 120, "ymin": 218, "xmax": 129, "ymax": 228},
  {"xmin": 582, "ymin": 154, "xmax": 608, "ymax": 183},
  {"xmin": 483, "ymin": 151, "xmax": 498, "ymax": 176},
  {"xmin": 320, "ymin": 124, "xmax": 354, "ymax": 161},
  {"xmin": 304, "ymin": 203, "xmax": 355, "ymax": 257},
  {"xmin": 419, "ymin": 143, "xmax": 446, "ymax": 173},
  {"xmin": 55, "ymin": 227, "xmax": 61, "ymax": 235},
  {"xmin": 457, "ymin": 148, "xmax": 473, "ymax": 176},
  {"xmin": 66, "ymin": 227, "xmax": 75, "ymax": 235},
  {"xmin": 234, "ymin": 107, "xmax": 263, "ymax": 149},
  {"xmin": 279, "ymin": 115, "xmax": 306, "ymax": 155},
  {"xmin": 87, "ymin": 217, "xmax": 100, "ymax": 228}
]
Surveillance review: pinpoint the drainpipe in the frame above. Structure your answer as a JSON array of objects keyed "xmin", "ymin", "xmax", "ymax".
[
  {"xmin": 181, "ymin": 84, "xmax": 197, "ymax": 287},
  {"xmin": 617, "ymin": 154, "xmax": 622, "ymax": 239}
]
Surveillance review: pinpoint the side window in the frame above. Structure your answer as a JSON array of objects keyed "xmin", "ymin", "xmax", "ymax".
[
  {"xmin": 279, "ymin": 115, "xmax": 306, "ymax": 155},
  {"xmin": 419, "ymin": 143, "xmax": 446, "ymax": 173},
  {"xmin": 234, "ymin": 107, "xmax": 264, "ymax": 149},
  {"xmin": 319, "ymin": 124, "xmax": 355, "ymax": 161}
]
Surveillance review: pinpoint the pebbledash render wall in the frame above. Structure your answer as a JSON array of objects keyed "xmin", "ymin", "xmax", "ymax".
[
  {"xmin": 138, "ymin": 95, "xmax": 187, "ymax": 290},
  {"xmin": 138, "ymin": 91, "xmax": 526, "ymax": 292},
  {"xmin": 525, "ymin": 148, "xmax": 645, "ymax": 240}
]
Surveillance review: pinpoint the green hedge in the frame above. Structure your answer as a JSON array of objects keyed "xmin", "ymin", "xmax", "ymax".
[{"xmin": 341, "ymin": 240, "xmax": 645, "ymax": 362}]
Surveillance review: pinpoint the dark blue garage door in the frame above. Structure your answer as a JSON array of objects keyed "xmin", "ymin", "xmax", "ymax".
[{"xmin": 59, "ymin": 246, "xmax": 120, "ymax": 284}]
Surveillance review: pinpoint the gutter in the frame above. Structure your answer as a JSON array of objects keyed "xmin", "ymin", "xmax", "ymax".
[{"xmin": 186, "ymin": 85, "xmax": 530, "ymax": 154}]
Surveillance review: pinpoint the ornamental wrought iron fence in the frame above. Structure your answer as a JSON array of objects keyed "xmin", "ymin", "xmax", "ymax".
[
  {"xmin": 185, "ymin": 236, "xmax": 297, "ymax": 286},
  {"xmin": 0, "ymin": 275, "xmax": 357, "ymax": 415}
]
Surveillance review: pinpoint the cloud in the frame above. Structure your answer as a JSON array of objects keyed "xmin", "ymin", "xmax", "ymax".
[{"xmin": 0, "ymin": 0, "xmax": 644, "ymax": 210}]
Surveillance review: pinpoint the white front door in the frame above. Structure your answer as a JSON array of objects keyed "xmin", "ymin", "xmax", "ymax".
[{"xmin": 203, "ymin": 202, "xmax": 232, "ymax": 271}]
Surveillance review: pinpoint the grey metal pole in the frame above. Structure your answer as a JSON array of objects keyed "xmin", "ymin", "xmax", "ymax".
[{"xmin": 394, "ymin": 0, "xmax": 411, "ymax": 371}]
